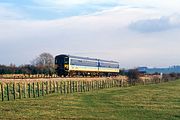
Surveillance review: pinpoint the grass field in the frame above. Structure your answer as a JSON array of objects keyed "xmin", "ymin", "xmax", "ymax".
[{"xmin": 0, "ymin": 80, "xmax": 179, "ymax": 120}]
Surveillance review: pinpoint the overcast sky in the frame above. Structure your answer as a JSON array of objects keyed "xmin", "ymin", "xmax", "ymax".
[{"xmin": 0, "ymin": 0, "xmax": 180, "ymax": 68}]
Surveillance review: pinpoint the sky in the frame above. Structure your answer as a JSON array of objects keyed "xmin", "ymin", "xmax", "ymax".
[{"xmin": 0, "ymin": 0, "xmax": 180, "ymax": 68}]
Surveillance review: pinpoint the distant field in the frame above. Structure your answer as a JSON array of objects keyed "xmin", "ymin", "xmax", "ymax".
[{"xmin": 0, "ymin": 80, "xmax": 179, "ymax": 120}]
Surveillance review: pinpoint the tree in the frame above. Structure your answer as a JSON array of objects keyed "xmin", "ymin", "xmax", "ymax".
[
  {"xmin": 32, "ymin": 53, "xmax": 54, "ymax": 67},
  {"xmin": 31, "ymin": 52, "xmax": 55, "ymax": 75}
]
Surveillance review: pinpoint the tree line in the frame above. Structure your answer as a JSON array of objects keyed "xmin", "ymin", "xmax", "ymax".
[
  {"xmin": 1, "ymin": 52, "xmax": 180, "ymax": 80},
  {"xmin": 0, "ymin": 53, "xmax": 55, "ymax": 75}
]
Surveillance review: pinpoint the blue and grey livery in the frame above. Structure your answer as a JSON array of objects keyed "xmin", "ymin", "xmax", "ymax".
[{"xmin": 55, "ymin": 54, "xmax": 119, "ymax": 76}]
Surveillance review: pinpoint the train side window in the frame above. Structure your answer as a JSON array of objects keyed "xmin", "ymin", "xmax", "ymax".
[{"xmin": 78, "ymin": 60, "xmax": 82, "ymax": 62}]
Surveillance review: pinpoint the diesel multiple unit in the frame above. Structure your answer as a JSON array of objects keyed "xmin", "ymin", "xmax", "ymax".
[{"xmin": 55, "ymin": 54, "xmax": 119, "ymax": 76}]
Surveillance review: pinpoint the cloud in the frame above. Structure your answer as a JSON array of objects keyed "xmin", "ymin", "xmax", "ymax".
[
  {"xmin": 33, "ymin": 0, "xmax": 119, "ymax": 7},
  {"xmin": 28, "ymin": 0, "xmax": 122, "ymax": 19},
  {"xmin": 0, "ymin": 2, "xmax": 180, "ymax": 67},
  {"xmin": 0, "ymin": 4, "xmax": 24, "ymax": 20},
  {"xmin": 1, "ymin": 0, "xmax": 180, "ymax": 20},
  {"xmin": 0, "ymin": 0, "xmax": 122, "ymax": 20},
  {"xmin": 129, "ymin": 15, "xmax": 180, "ymax": 33}
]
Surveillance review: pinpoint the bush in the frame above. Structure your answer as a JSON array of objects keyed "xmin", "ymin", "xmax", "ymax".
[{"xmin": 127, "ymin": 69, "xmax": 140, "ymax": 85}]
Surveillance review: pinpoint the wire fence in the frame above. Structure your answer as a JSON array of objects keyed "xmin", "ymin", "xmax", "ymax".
[{"xmin": 0, "ymin": 77, "xmax": 177, "ymax": 101}]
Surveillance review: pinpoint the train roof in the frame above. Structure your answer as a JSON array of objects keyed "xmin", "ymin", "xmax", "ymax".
[{"xmin": 55, "ymin": 54, "xmax": 119, "ymax": 64}]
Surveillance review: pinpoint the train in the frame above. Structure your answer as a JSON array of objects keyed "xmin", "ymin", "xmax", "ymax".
[{"xmin": 55, "ymin": 54, "xmax": 119, "ymax": 77}]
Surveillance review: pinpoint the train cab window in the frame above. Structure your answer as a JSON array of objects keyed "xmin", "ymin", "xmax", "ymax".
[
  {"xmin": 64, "ymin": 57, "xmax": 69, "ymax": 64},
  {"xmin": 55, "ymin": 59, "xmax": 57, "ymax": 64}
]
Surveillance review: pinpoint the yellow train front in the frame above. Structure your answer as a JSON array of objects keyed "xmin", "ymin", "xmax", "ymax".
[{"xmin": 55, "ymin": 54, "xmax": 119, "ymax": 77}]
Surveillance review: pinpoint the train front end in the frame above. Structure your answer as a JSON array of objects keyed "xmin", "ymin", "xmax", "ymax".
[{"xmin": 55, "ymin": 55, "xmax": 69, "ymax": 76}]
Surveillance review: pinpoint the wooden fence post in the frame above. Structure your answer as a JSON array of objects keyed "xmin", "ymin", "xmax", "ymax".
[
  {"xmin": 103, "ymin": 80, "xmax": 106, "ymax": 88},
  {"xmin": 94, "ymin": 81, "xmax": 96, "ymax": 90},
  {"xmin": 82, "ymin": 81, "xmax": 85, "ymax": 92},
  {"xmin": 98, "ymin": 81, "xmax": 100, "ymax": 89},
  {"xmin": 89, "ymin": 81, "xmax": 91, "ymax": 91},
  {"xmin": 24, "ymin": 82, "xmax": 26, "ymax": 98},
  {"xmin": 53, "ymin": 81, "xmax": 55, "ymax": 93},
  {"xmin": 116, "ymin": 80, "xmax": 120, "ymax": 87},
  {"xmin": 60, "ymin": 81, "xmax": 63, "ymax": 94},
  {"xmin": 105, "ymin": 80, "xmax": 107, "ymax": 88},
  {"xmin": 1, "ymin": 83, "xmax": 4, "ymax": 101},
  {"xmin": 37, "ymin": 82, "xmax": 40, "ymax": 97},
  {"xmin": 102, "ymin": 80, "xmax": 104, "ymax": 88},
  {"xmin": 56, "ymin": 81, "xmax": 59, "ymax": 93},
  {"xmin": 85, "ymin": 81, "xmax": 88, "ymax": 92},
  {"xmin": 92, "ymin": 81, "xmax": 93, "ymax": 90},
  {"xmin": 69, "ymin": 81, "xmax": 71, "ymax": 93},
  {"xmin": 42, "ymin": 81, "xmax": 44, "ymax": 96},
  {"xmin": 114, "ymin": 80, "xmax": 116, "ymax": 87},
  {"xmin": 122, "ymin": 79, "xmax": 124, "ymax": 87},
  {"xmin": 95, "ymin": 80, "xmax": 97, "ymax": 90},
  {"xmin": 33, "ymin": 82, "xmax": 35, "ymax": 98},
  {"xmin": 7, "ymin": 83, "xmax": 10, "ymax": 101},
  {"xmin": 76, "ymin": 81, "xmax": 78, "ymax": 92},
  {"xmin": 112, "ymin": 80, "xmax": 114, "ymax": 87},
  {"xmin": 13, "ymin": 83, "xmax": 16, "ymax": 100},
  {"xmin": 101, "ymin": 80, "xmax": 103, "ymax": 88},
  {"xmin": 28, "ymin": 83, "xmax": 31, "ymax": 98},
  {"xmin": 78, "ymin": 81, "xmax": 80, "ymax": 92},
  {"xmin": 64, "ymin": 81, "xmax": 66, "ymax": 94},
  {"xmin": 72, "ymin": 81, "xmax": 75, "ymax": 93},
  {"xmin": 100, "ymin": 80, "xmax": 102, "ymax": 89},
  {"xmin": 69, "ymin": 80, "xmax": 72, "ymax": 93},
  {"xmin": 86, "ymin": 81, "xmax": 88, "ymax": 91},
  {"xmin": 107, "ymin": 80, "xmax": 109, "ymax": 88},
  {"xmin": 92, "ymin": 81, "xmax": 94, "ymax": 90},
  {"xmin": 66, "ymin": 81, "xmax": 68, "ymax": 94},
  {"xmin": 50, "ymin": 81, "xmax": 52, "ymax": 93},
  {"xmin": 87, "ymin": 81, "xmax": 89, "ymax": 91},
  {"xmin": 111, "ymin": 80, "xmax": 113, "ymax": 88},
  {"xmin": 98, "ymin": 80, "xmax": 100, "ymax": 89},
  {"xmin": 83, "ymin": 81, "xmax": 85, "ymax": 92},
  {"xmin": 95, "ymin": 81, "xmax": 96, "ymax": 90},
  {"xmin": 97, "ymin": 80, "xmax": 99, "ymax": 90},
  {"xmin": 101, "ymin": 80, "xmax": 103, "ymax": 89},
  {"xmin": 85, "ymin": 81, "xmax": 87, "ymax": 92},
  {"xmin": 46, "ymin": 81, "xmax": 49, "ymax": 94},
  {"xmin": 19, "ymin": 83, "xmax": 22, "ymax": 99},
  {"xmin": 80, "ymin": 81, "xmax": 82, "ymax": 92}
]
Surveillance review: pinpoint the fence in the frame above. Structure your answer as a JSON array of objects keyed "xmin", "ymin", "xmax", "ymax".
[
  {"xmin": 0, "ymin": 77, "xmax": 177, "ymax": 101},
  {"xmin": 0, "ymin": 79, "xmax": 128, "ymax": 101}
]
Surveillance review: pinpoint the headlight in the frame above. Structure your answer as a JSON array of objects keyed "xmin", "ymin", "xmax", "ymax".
[{"xmin": 64, "ymin": 64, "xmax": 69, "ymax": 69}]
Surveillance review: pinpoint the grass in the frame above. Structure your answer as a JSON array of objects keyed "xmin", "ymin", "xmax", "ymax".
[{"xmin": 0, "ymin": 80, "xmax": 180, "ymax": 120}]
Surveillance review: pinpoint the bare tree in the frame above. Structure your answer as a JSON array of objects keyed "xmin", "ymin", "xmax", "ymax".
[
  {"xmin": 32, "ymin": 53, "xmax": 54, "ymax": 67},
  {"xmin": 31, "ymin": 52, "xmax": 55, "ymax": 75}
]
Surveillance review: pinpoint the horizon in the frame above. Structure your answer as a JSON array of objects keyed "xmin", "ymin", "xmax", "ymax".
[
  {"xmin": 1, "ymin": 52, "xmax": 180, "ymax": 69},
  {"xmin": 0, "ymin": 0, "xmax": 180, "ymax": 68}
]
